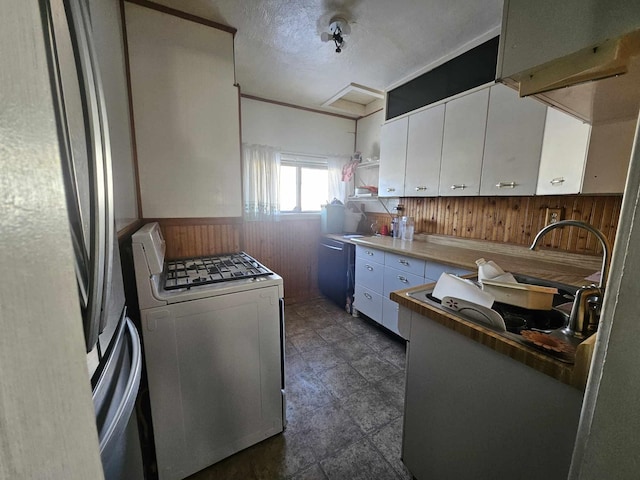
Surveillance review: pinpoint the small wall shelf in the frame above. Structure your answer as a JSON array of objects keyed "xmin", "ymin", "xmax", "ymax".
[
  {"xmin": 357, "ymin": 160, "xmax": 380, "ymax": 169},
  {"xmin": 348, "ymin": 194, "xmax": 379, "ymax": 201}
]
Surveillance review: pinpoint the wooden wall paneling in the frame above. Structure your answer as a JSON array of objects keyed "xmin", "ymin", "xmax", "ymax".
[
  {"xmin": 149, "ymin": 195, "xmax": 620, "ymax": 304},
  {"xmin": 243, "ymin": 219, "xmax": 322, "ymax": 304},
  {"xmin": 153, "ymin": 219, "xmax": 242, "ymax": 259},
  {"xmin": 398, "ymin": 194, "xmax": 621, "ymax": 256}
]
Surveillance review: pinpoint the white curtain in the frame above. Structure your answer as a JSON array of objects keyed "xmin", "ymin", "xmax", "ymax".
[
  {"xmin": 327, "ymin": 155, "xmax": 351, "ymax": 204},
  {"xmin": 243, "ymin": 143, "xmax": 281, "ymax": 220}
]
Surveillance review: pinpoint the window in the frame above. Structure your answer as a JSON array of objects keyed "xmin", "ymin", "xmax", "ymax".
[{"xmin": 279, "ymin": 154, "xmax": 328, "ymax": 212}]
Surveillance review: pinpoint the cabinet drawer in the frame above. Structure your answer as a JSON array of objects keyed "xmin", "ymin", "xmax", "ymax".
[
  {"xmin": 382, "ymin": 298, "xmax": 401, "ymax": 337},
  {"xmin": 424, "ymin": 261, "xmax": 472, "ymax": 282},
  {"xmin": 354, "ymin": 285, "xmax": 383, "ymax": 324},
  {"xmin": 355, "ymin": 257, "xmax": 384, "ymax": 293},
  {"xmin": 385, "ymin": 252, "xmax": 426, "ymax": 277},
  {"xmin": 383, "ymin": 267, "xmax": 426, "ymax": 297},
  {"xmin": 356, "ymin": 245, "xmax": 385, "ymax": 264}
]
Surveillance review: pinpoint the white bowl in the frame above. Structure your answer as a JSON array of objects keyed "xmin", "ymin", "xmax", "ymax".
[{"xmin": 432, "ymin": 273, "xmax": 495, "ymax": 308}]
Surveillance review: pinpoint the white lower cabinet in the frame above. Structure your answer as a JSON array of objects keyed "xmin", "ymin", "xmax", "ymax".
[
  {"xmin": 354, "ymin": 246, "xmax": 471, "ymax": 339},
  {"xmin": 354, "ymin": 257, "xmax": 384, "ymax": 292},
  {"xmin": 401, "ymin": 306, "xmax": 582, "ymax": 480},
  {"xmin": 424, "ymin": 260, "xmax": 472, "ymax": 282},
  {"xmin": 382, "ymin": 299, "xmax": 400, "ymax": 335},
  {"xmin": 354, "ymin": 284, "xmax": 383, "ymax": 321}
]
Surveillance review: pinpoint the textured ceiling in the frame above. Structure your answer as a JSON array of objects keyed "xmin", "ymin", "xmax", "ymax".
[{"xmin": 151, "ymin": 0, "xmax": 503, "ymax": 117}]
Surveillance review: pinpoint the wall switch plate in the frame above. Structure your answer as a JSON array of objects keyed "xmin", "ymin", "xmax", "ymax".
[{"xmin": 545, "ymin": 207, "xmax": 563, "ymax": 225}]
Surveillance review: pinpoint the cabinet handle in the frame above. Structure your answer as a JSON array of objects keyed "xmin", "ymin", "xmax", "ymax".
[
  {"xmin": 365, "ymin": 264, "xmax": 374, "ymax": 271},
  {"xmin": 386, "ymin": 187, "xmax": 396, "ymax": 192},
  {"xmin": 364, "ymin": 292, "xmax": 372, "ymax": 300},
  {"xmin": 397, "ymin": 275, "xmax": 408, "ymax": 283},
  {"xmin": 450, "ymin": 184, "xmax": 466, "ymax": 190},
  {"xmin": 550, "ymin": 177, "xmax": 565, "ymax": 185},
  {"xmin": 414, "ymin": 186, "xmax": 427, "ymax": 191},
  {"xmin": 365, "ymin": 250, "xmax": 374, "ymax": 256},
  {"xmin": 398, "ymin": 259, "xmax": 409, "ymax": 266},
  {"xmin": 495, "ymin": 181, "xmax": 517, "ymax": 188}
]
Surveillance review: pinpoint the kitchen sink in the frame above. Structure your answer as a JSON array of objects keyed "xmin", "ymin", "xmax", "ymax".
[{"xmin": 407, "ymin": 274, "xmax": 577, "ymax": 335}]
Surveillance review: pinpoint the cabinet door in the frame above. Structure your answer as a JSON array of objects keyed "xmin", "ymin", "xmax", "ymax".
[
  {"xmin": 439, "ymin": 88, "xmax": 490, "ymax": 196},
  {"xmin": 499, "ymin": 0, "xmax": 640, "ymax": 79},
  {"xmin": 383, "ymin": 267, "xmax": 425, "ymax": 297},
  {"xmin": 379, "ymin": 117, "xmax": 408, "ymax": 197},
  {"xmin": 582, "ymin": 119, "xmax": 635, "ymax": 194},
  {"xmin": 480, "ymin": 85, "xmax": 547, "ymax": 196},
  {"xmin": 536, "ymin": 108, "xmax": 590, "ymax": 195},
  {"xmin": 405, "ymin": 105, "xmax": 445, "ymax": 197},
  {"xmin": 355, "ymin": 245, "xmax": 385, "ymax": 264},
  {"xmin": 424, "ymin": 261, "xmax": 473, "ymax": 283},
  {"xmin": 355, "ymin": 257, "xmax": 384, "ymax": 293},
  {"xmin": 384, "ymin": 252, "xmax": 426, "ymax": 278},
  {"xmin": 382, "ymin": 298, "xmax": 401, "ymax": 336},
  {"xmin": 354, "ymin": 285, "xmax": 383, "ymax": 324}
]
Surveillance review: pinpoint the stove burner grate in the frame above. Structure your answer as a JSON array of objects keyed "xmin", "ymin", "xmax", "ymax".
[{"xmin": 163, "ymin": 252, "xmax": 273, "ymax": 290}]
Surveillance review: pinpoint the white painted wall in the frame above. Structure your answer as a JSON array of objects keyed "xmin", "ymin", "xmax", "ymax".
[
  {"xmin": 89, "ymin": 0, "xmax": 138, "ymax": 231},
  {"xmin": 241, "ymin": 98, "xmax": 355, "ymax": 155},
  {"xmin": 126, "ymin": 2, "xmax": 242, "ymax": 218}
]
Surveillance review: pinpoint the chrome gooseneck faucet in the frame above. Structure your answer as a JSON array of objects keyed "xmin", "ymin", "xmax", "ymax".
[{"xmin": 530, "ymin": 220, "xmax": 612, "ymax": 338}]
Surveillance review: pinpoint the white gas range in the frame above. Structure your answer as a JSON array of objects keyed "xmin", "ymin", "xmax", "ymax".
[{"xmin": 132, "ymin": 222, "xmax": 285, "ymax": 480}]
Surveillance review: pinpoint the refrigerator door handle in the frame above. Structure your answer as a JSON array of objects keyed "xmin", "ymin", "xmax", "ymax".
[{"xmin": 65, "ymin": 0, "xmax": 113, "ymax": 340}]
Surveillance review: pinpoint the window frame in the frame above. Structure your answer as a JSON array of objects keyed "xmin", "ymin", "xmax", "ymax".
[{"xmin": 279, "ymin": 153, "xmax": 328, "ymax": 213}]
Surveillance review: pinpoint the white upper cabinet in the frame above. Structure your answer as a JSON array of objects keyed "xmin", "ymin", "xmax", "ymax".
[
  {"xmin": 480, "ymin": 85, "xmax": 547, "ymax": 196},
  {"xmin": 537, "ymin": 108, "xmax": 591, "ymax": 195},
  {"xmin": 439, "ymin": 88, "xmax": 490, "ymax": 196},
  {"xmin": 498, "ymin": 0, "xmax": 640, "ymax": 79},
  {"xmin": 405, "ymin": 104, "xmax": 445, "ymax": 197},
  {"xmin": 538, "ymin": 110, "xmax": 635, "ymax": 195},
  {"xmin": 497, "ymin": 0, "xmax": 640, "ymax": 125},
  {"xmin": 379, "ymin": 117, "xmax": 408, "ymax": 197},
  {"xmin": 582, "ymin": 119, "xmax": 636, "ymax": 194}
]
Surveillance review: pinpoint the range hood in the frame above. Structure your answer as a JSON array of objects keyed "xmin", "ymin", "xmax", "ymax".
[{"xmin": 501, "ymin": 29, "xmax": 640, "ymax": 125}]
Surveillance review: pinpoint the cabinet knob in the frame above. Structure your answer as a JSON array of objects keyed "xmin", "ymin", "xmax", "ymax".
[
  {"xmin": 550, "ymin": 177, "xmax": 565, "ymax": 185},
  {"xmin": 414, "ymin": 186, "xmax": 428, "ymax": 191},
  {"xmin": 398, "ymin": 275, "xmax": 408, "ymax": 283},
  {"xmin": 495, "ymin": 181, "xmax": 517, "ymax": 188},
  {"xmin": 386, "ymin": 187, "xmax": 396, "ymax": 192},
  {"xmin": 364, "ymin": 292, "xmax": 372, "ymax": 300},
  {"xmin": 398, "ymin": 259, "xmax": 409, "ymax": 266},
  {"xmin": 450, "ymin": 184, "xmax": 466, "ymax": 190},
  {"xmin": 365, "ymin": 250, "xmax": 373, "ymax": 256},
  {"xmin": 365, "ymin": 264, "xmax": 374, "ymax": 271}
]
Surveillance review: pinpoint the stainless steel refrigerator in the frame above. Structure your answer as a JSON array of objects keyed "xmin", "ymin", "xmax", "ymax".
[{"xmin": 1, "ymin": 0, "xmax": 143, "ymax": 478}]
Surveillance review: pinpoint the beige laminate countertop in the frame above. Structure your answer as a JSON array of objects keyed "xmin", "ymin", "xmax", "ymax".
[
  {"xmin": 327, "ymin": 233, "xmax": 601, "ymax": 389},
  {"xmin": 347, "ymin": 233, "xmax": 601, "ymax": 287}
]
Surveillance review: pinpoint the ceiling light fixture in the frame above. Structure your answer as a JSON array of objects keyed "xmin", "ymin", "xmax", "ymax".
[{"xmin": 321, "ymin": 16, "xmax": 350, "ymax": 53}]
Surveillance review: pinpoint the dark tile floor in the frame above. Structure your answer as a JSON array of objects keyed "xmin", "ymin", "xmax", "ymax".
[{"xmin": 188, "ymin": 297, "xmax": 412, "ymax": 480}]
